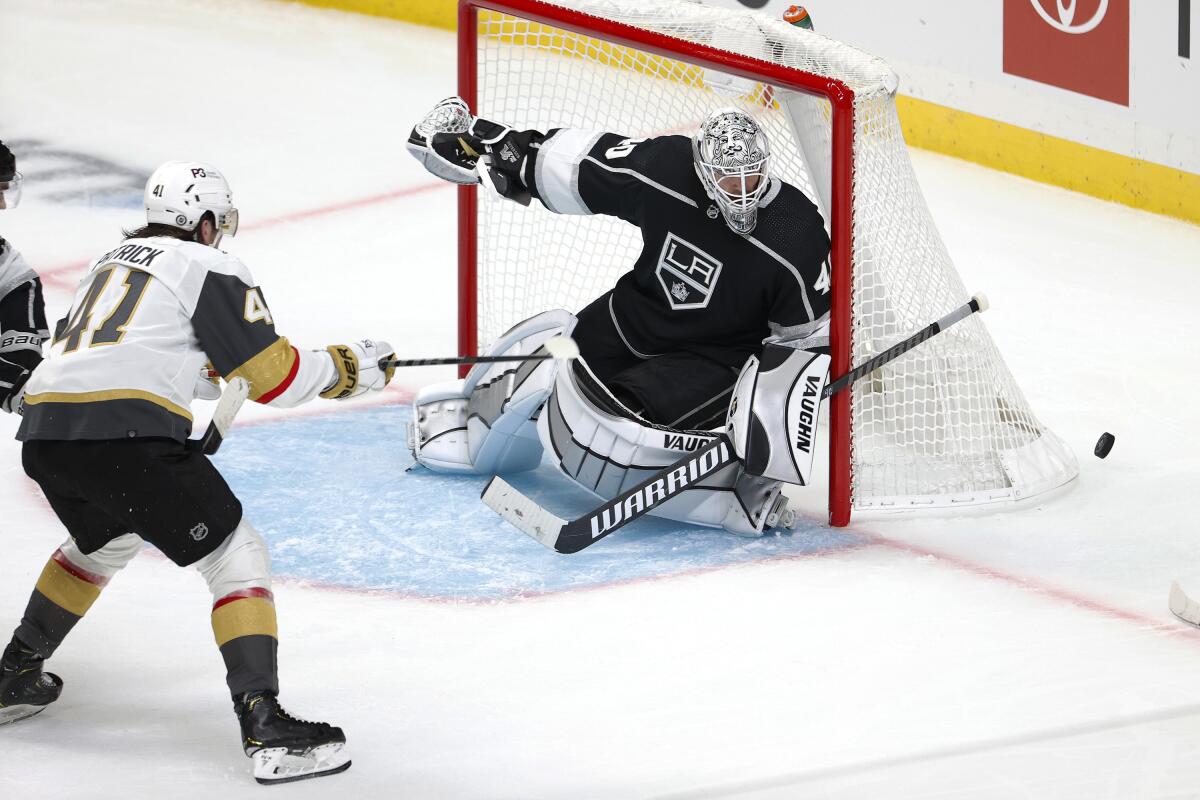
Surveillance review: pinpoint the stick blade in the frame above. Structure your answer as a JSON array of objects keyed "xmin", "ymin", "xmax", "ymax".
[
  {"xmin": 482, "ymin": 477, "xmax": 569, "ymax": 552},
  {"xmin": 1169, "ymin": 581, "xmax": 1200, "ymax": 627}
]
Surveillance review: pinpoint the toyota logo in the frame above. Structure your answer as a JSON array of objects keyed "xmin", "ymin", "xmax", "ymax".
[{"xmin": 1028, "ymin": 0, "xmax": 1108, "ymax": 34}]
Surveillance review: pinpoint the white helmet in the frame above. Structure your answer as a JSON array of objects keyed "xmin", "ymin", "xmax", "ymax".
[
  {"xmin": 144, "ymin": 161, "xmax": 239, "ymax": 238},
  {"xmin": 692, "ymin": 109, "xmax": 771, "ymax": 235}
]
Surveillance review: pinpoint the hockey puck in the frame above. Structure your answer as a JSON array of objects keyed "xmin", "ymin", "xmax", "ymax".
[{"xmin": 1094, "ymin": 432, "xmax": 1115, "ymax": 459}]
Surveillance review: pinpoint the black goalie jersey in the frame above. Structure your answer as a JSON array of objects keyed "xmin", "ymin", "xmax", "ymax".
[{"xmin": 519, "ymin": 130, "xmax": 832, "ymax": 371}]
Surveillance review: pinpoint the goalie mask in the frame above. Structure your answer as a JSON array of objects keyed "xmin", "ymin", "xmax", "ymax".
[
  {"xmin": 144, "ymin": 160, "xmax": 239, "ymax": 242},
  {"xmin": 692, "ymin": 109, "xmax": 771, "ymax": 235},
  {"xmin": 0, "ymin": 140, "xmax": 21, "ymax": 210}
]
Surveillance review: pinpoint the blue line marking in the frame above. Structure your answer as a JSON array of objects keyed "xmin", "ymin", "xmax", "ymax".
[{"xmin": 215, "ymin": 406, "xmax": 858, "ymax": 599}]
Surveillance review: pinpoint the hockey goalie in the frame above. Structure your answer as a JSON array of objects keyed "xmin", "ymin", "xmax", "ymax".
[{"xmin": 405, "ymin": 97, "xmax": 834, "ymax": 537}]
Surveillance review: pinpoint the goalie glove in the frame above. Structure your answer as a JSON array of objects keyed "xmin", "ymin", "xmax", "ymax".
[
  {"xmin": 406, "ymin": 97, "xmax": 482, "ymax": 185},
  {"xmin": 406, "ymin": 96, "xmax": 538, "ymax": 204},
  {"xmin": 320, "ymin": 339, "xmax": 396, "ymax": 401}
]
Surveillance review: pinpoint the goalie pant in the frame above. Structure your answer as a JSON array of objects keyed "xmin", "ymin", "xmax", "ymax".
[{"xmin": 0, "ymin": 237, "xmax": 49, "ymax": 411}]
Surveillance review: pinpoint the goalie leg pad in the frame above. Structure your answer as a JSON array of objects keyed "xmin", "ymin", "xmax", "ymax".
[
  {"xmin": 538, "ymin": 360, "xmax": 791, "ymax": 536},
  {"xmin": 409, "ymin": 310, "xmax": 577, "ymax": 474},
  {"xmin": 728, "ymin": 344, "xmax": 830, "ymax": 487}
]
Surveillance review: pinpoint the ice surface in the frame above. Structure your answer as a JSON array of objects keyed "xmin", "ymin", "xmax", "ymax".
[
  {"xmin": 3, "ymin": 0, "xmax": 1200, "ymax": 797},
  {"xmin": 219, "ymin": 404, "xmax": 857, "ymax": 599}
]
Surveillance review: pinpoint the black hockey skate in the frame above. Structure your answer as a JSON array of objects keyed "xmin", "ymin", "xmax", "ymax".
[
  {"xmin": 235, "ymin": 690, "xmax": 350, "ymax": 784},
  {"xmin": 0, "ymin": 637, "xmax": 63, "ymax": 726}
]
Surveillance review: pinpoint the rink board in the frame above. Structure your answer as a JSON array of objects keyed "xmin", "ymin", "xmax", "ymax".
[{"xmin": 214, "ymin": 405, "xmax": 856, "ymax": 599}]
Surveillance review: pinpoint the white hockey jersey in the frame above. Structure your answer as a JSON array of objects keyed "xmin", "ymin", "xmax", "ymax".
[{"xmin": 20, "ymin": 236, "xmax": 336, "ymax": 442}]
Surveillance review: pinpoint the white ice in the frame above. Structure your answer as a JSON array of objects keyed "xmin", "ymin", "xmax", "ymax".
[{"xmin": 4, "ymin": 0, "xmax": 1200, "ymax": 797}]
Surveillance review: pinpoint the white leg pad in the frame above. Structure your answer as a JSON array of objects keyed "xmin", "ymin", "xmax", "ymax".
[
  {"xmin": 538, "ymin": 360, "xmax": 792, "ymax": 536},
  {"xmin": 409, "ymin": 310, "xmax": 577, "ymax": 474}
]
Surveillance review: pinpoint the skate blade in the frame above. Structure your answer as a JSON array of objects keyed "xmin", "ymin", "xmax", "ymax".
[
  {"xmin": 0, "ymin": 703, "xmax": 48, "ymax": 726},
  {"xmin": 252, "ymin": 742, "xmax": 351, "ymax": 785}
]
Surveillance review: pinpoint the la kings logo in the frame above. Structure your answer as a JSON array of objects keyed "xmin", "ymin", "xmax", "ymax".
[{"xmin": 655, "ymin": 233, "xmax": 723, "ymax": 310}]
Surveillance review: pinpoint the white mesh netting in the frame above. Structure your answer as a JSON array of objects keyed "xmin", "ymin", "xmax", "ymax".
[{"xmin": 470, "ymin": 0, "xmax": 1078, "ymax": 512}]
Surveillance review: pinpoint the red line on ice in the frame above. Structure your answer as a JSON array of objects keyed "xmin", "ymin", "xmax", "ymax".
[{"xmin": 864, "ymin": 533, "xmax": 1195, "ymax": 638}]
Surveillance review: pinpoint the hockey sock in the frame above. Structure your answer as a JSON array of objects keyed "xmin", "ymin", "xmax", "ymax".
[
  {"xmin": 14, "ymin": 548, "xmax": 110, "ymax": 658},
  {"xmin": 211, "ymin": 589, "xmax": 279, "ymax": 697},
  {"xmin": 194, "ymin": 521, "xmax": 280, "ymax": 696}
]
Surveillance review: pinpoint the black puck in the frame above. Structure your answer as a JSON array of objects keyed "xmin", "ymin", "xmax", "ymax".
[{"xmin": 1094, "ymin": 432, "xmax": 1115, "ymax": 459}]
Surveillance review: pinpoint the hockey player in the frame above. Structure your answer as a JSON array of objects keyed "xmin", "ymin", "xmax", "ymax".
[
  {"xmin": 0, "ymin": 140, "xmax": 49, "ymax": 416},
  {"xmin": 0, "ymin": 161, "xmax": 394, "ymax": 784},
  {"xmin": 409, "ymin": 99, "xmax": 830, "ymax": 430},
  {"xmin": 403, "ymin": 100, "xmax": 831, "ymax": 537}
]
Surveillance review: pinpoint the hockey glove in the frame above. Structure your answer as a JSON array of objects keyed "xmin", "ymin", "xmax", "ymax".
[
  {"xmin": 320, "ymin": 339, "xmax": 396, "ymax": 401},
  {"xmin": 406, "ymin": 97, "xmax": 483, "ymax": 185},
  {"xmin": 406, "ymin": 96, "xmax": 539, "ymax": 204},
  {"xmin": 474, "ymin": 122, "xmax": 539, "ymax": 206},
  {"xmin": 194, "ymin": 363, "xmax": 222, "ymax": 402},
  {"xmin": 0, "ymin": 357, "xmax": 30, "ymax": 414}
]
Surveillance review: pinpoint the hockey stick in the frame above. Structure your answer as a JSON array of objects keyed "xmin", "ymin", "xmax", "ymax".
[
  {"xmin": 821, "ymin": 294, "xmax": 988, "ymax": 398},
  {"xmin": 483, "ymin": 294, "xmax": 989, "ymax": 554},
  {"xmin": 187, "ymin": 377, "xmax": 250, "ymax": 456},
  {"xmin": 1168, "ymin": 581, "xmax": 1200, "ymax": 627},
  {"xmin": 379, "ymin": 335, "xmax": 578, "ymax": 369}
]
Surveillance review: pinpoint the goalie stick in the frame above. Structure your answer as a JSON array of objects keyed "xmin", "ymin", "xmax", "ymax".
[
  {"xmin": 483, "ymin": 294, "xmax": 989, "ymax": 554},
  {"xmin": 186, "ymin": 377, "xmax": 250, "ymax": 456}
]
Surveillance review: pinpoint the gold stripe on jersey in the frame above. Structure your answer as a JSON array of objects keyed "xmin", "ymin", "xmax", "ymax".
[
  {"xmin": 23, "ymin": 389, "xmax": 193, "ymax": 421},
  {"xmin": 212, "ymin": 597, "xmax": 279, "ymax": 646},
  {"xmin": 228, "ymin": 336, "xmax": 298, "ymax": 401}
]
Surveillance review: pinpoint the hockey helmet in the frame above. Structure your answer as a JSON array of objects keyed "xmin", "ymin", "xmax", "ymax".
[
  {"xmin": 692, "ymin": 108, "xmax": 771, "ymax": 235},
  {"xmin": 144, "ymin": 161, "xmax": 239, "ymax": 238},
  {"xmin": 0, "ymin": 140, "xmax": 21, "ymax": 210}
]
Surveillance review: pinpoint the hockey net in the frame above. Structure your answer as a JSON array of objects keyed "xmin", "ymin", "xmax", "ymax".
[{"xmin": 458, "ymin": 0, "xmax": 1078, "ymax": 525}]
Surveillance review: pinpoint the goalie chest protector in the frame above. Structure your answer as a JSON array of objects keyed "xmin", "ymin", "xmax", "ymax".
[{"xmin": 527, "ymin": 132, "xmax": 831, "ymax": 371}]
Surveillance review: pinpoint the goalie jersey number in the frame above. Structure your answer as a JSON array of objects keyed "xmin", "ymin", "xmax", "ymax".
[{"xmin": 655, "ymin": 233, "xmax": 723, "ymax": 311}]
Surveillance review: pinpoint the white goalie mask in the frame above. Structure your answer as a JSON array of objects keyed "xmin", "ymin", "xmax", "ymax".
[
  {"xmin": 144, "ymin": 161, "xmax": 239, "ymax": 241},
  {"xmin": 692, "ymin": 109, "xmax": 771, "ymax": 235}
]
